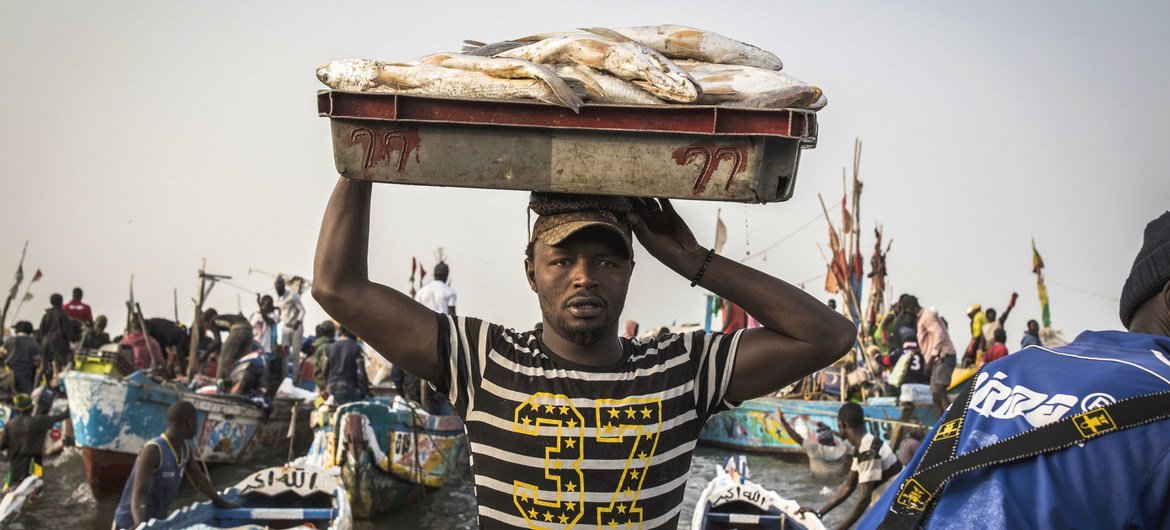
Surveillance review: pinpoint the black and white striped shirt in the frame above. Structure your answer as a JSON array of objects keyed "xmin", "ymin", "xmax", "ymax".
[{"xmin": 433, "ymin": 315, "xmax": 742, "ymax": 529}]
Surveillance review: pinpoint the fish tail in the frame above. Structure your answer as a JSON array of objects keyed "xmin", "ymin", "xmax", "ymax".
[{"xmin": 540, "ymin": 72, "xmax": 583, "ymax": 112}]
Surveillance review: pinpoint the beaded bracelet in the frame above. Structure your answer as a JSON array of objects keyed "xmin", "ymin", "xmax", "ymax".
[{"xmin": 690, "ymin": 247, "xmax": 716, "ymax": 287}]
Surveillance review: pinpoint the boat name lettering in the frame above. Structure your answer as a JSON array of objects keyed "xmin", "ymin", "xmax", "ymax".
[
  {"xmin": 865, "ymin": 418, "xmax": 894, "ymax": 441},
  {"xmin": 241, "ymin": 468, "xmax": 321, "ymax": 496},
  {"xmin": 711, "ymin": 485, "xmax": 766, "ymax": 507}
]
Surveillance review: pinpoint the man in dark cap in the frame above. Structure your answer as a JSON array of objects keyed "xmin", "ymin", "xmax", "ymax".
[
  {"xmin": 313, "ymin": 179, "xmax": 856, "ymax": 529},
  {"xmin": 2, "ymin": 321, "xmax": 41, "ymax": 394},
  {"xmin": 862, "ymin": 211, "xmax": 1170, "ymax": 529}
]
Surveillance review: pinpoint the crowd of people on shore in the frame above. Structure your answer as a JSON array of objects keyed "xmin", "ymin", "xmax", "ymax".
[{"xmin": 0, "ymin": 274, "xmax": 377, "ymax": 410}]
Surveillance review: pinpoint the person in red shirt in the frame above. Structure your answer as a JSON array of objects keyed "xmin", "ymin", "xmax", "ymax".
[
  {"xmin": 984, "ymin": 327, "xmax": 1010, "ymax": 364},
  {"xmin": 62, "ymin": 287, "xmax": 93, "ymax": 327}
]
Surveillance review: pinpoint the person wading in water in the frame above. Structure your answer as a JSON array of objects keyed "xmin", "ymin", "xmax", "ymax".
[
  {"xmin": 112, "ymin": 401, "xmax": 235, "ymax": 529},
  {"xmin": 0, "ymin": 392, "xmax": 68, "ymax": 493},
  {"xmin": 312, "ymin": 179, "xmax": 857, "ymax": 528}
]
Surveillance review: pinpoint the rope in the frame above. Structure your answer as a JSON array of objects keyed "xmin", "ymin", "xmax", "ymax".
[
  {"xmin": 1048, "ymin": 280, "xmax": 1119, "ymax": 302},
  {"xmin": 778, "ymin": 402, "xmax": 926, "ymax": 429},
  {"xmin": 739, "ymin": 214, "xmax": 822, "ymax": 263}
]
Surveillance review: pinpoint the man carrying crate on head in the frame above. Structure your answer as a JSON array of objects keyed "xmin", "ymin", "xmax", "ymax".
[{"xmin": 312, "ymin": 180, "xmax": 857, "ymax": 529}]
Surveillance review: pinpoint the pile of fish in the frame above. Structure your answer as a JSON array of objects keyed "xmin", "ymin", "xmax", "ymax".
[{"xmin": 316, "ymin": 25, "xmax": 825, "ymax": 112}]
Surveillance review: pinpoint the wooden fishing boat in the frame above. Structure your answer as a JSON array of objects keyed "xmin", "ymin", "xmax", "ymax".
[
  {"xmin": 0, "ymin": 475, "xmax": 42, "ymax": 527},
  {"xmin": 139, "ymin": 464, "xmax": 351, "ymax": 530},
  {"xmin": 295, "ymin": 396, "xmax": 466, "ymax": 518},
  {"xmin": 692, "ymin": 455, "xmax": 824, "ymax": 530},
  {"xmin": 62, "ymin": 370, "xmax": 310, "ymax": 497},
  {"xmin": 699, "ymin": 396, "xmax": 935, "ymax": 457}
]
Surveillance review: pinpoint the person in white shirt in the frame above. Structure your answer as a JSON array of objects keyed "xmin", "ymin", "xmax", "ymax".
[
  {"xmin": 274, "ymin": 276, "xmax": 305, "ymax": 379},
  {"xmin": 249, "ymin": 295, "xmax": 277, "ymax": 354},
  {"xmin": 414, "ymin": 262, "xmax": 457, "ymax": 315}
]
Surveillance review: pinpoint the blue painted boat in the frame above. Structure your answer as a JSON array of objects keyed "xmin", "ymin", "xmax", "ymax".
[
  {"xmin": 295, "ymin": 396, "xmax": 466, "ymax": 518},
  {"xmin": 139, "ymin": 464, "xmax": 351, "ymax": 530},
  {"xmin": 62, "ymin": 370, "xmax": 309, "ymax": 497},
  {"xmin": 699, "ymin": 396, "xmax": 936, "ymax": 456}
]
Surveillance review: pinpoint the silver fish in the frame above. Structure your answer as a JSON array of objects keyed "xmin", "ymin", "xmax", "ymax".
[
  {"xmin": 675, "ymin": 60, "xmax": 820, "ymax": 106},
  {"xmin": 497, "ymin": 31, "xmax": 699, "ymax": 103},
  {"xmin": 316, "ymin": 59, "xmax": 582, "ymax": 111},
  {"xmin": 516, "ymin": 25, "xmax": 783, "ymax": 71},
  {"xmin": 552, "ymin": 64, "xmax": 664, "ymax": 105},
  {"xmin": 418, "ymin": 53, "xmax": 582, "ymax": 111},
  {"xmin": 722, "ymin": 86, "xmax": 824, "ymax": 110},
  {"xmin": 614, "ymin": 25, "xmax": 783, "ymax": 71}
]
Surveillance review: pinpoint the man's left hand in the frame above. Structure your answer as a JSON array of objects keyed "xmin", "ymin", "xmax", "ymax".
[{"xmin": 626, "ymin": 198, "xmax": 705, "ymax": 275}]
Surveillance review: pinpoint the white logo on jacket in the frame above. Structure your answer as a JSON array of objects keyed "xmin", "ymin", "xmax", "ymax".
[
  {"xmin": 969, "ymin": 371, "xmax": 1078, "ymax": 428},
  {"xmin": 1080, "ymin": 393, "xmax": 1116, "ymax": 411}
]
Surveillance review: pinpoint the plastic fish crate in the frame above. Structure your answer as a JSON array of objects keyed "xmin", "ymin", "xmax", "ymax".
[{"xmin": 318, "ymin": 91, "xmax": 818, "ymax": 203}]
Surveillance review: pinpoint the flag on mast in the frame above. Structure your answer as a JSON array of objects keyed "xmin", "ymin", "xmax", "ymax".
[
  {"xmin": 1032, "ymin": 239, "xmax": 1051, "ymax": 328},
  {"xmin": 30, "ymin": 269, "xmax": 42, "ymax": 283}
]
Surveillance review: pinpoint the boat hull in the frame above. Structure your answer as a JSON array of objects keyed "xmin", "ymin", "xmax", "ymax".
[
  {"xmin": 64, "ymin": 371, "xmax": 307, "ymax": 497},
  {"xmin": 298, "ymin": 398, "xmax": 466, "ymax": 518},
  {"xmin": 140, "ymin": 464, "xmax": 352, "ymax": 530},
  {"xmin": 699, "ymin": 397, "xmax": 936, "ymax": 456}
]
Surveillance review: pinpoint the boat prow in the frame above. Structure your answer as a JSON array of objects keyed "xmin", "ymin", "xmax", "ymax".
[
  {"xmin": 692, "ymin": 455, "xmax": 825, "ymax": 530},
  {"xmin": 139, "ymin": 463, "xmax": 351, "ymax": 530}
]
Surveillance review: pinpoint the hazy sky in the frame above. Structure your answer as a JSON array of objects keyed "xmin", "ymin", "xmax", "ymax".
[{"xmin": 2, "ymin": 1, "xmax": 1168, "ymax": 349}]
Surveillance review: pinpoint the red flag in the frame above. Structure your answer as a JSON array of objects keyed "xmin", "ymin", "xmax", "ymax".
[
  {"xmin": 31, "ymin": 269, "xmax": 42, "ymax": 283},
  {"xmin": 420, "ymin": 266, "xmax": 427, "ymax": 282},
  {"xmin": 841, "ymin": 195, "xmax": 853, "ymax": 234}
]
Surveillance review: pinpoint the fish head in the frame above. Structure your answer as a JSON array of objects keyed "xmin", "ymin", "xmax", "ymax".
[
  {"xmin": 622, "ymin": 43, "xmax": 700, "ymax": 103},
  {"xmin": 316, "ymin": 59, "xmax": 379, "ymax": 91}
]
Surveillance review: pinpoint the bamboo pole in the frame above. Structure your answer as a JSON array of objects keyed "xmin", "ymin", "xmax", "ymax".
[
  {"xmin": 0, "ymin": 241, "xmax": 28, "ymax": 338},
  {"xmin": 187, "ymin": 259, "xmax": 207, "ymax": 380}
]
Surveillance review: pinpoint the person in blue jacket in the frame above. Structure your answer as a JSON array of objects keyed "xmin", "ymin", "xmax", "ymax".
[
  {"xmin": 112, "ymin": 401, "xmax": 236, "ymax": 529},
  {"xmin": 860, "ymin": 211, "xmax": 1170, "ymax": 529}
]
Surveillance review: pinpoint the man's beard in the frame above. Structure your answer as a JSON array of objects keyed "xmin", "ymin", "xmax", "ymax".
[
  {"xmin": 538, "ymin": 291, "xmax": 619, "ymax": 346},
  {"xmin": 544, "ymin": 311, "xmax": 616, "ymax": 345}
]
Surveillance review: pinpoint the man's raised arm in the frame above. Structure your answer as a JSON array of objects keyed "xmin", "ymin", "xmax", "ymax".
[
  {"xmin": 627, "ymin": 198, "xmax": 857, "ymax": 402},
  {"xmin": 312, "ymin": 178, "xmax": 439, "ymax": 381}
]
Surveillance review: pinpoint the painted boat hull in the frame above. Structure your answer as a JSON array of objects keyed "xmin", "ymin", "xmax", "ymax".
[
  {"xmin": 699, "ymin": 397, "xmax": 936, "ymax": 456},
  {"xmin": 692, "ymin": 458, "xmax": 823, "ymax": 530},
  {"xmin": 140, "ymin": 464, "xmax": 352, "ymax": 530},
  {"xmin": 297, "ymin": 397, "xmax": 466, "ymax": 518},
  {"xmin": 63, "ymin": 371, "xmax": 308, "ymax": 497}
]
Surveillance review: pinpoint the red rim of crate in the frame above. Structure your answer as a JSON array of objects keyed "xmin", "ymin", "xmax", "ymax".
[{"xmin": 318, "ymin": 91, "xmax": 818, "ymax": 145}]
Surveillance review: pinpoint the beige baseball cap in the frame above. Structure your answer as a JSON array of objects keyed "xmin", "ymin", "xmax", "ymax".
[{"xmin": 531, "ymin": 209, "xmax": 633, "ymax": 256}]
